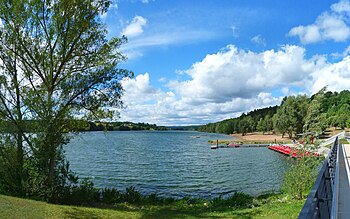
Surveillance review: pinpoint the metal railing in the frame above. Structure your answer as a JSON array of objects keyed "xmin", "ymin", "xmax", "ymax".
[{"xmin": 298, "ymin": 137, "xmax": 339, "ymax": 219}]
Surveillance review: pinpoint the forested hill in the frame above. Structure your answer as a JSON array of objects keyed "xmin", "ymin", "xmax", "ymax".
[
  {"xmin": 199, "ymin": 89, "xmax": 350, "ymax": 137},
  {"xmin": 82, "ymin": 121, "xmax": 169, "ymax": 131},
  {"xmin": 198, "ymin": 106, "xmax": 277, "ymax": 134}
]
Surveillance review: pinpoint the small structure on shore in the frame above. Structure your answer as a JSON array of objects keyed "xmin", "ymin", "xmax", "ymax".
[{"xmin": 211, "ymin": 139, "xmax": 219, "ymax": 149}]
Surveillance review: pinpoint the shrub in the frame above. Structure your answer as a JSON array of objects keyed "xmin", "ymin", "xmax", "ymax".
[
  {"xmin": 61, "ymin": 179, "xmax": 100, "ymax": 205},
  {"xmin": 101, "ymin": 188, "xmax": 122, "ymax": 204},
  {"xmin": 124, "ymin": 186, "xmax": 142, "ymax": 204},
  {"xmin": 283, "ymin": 155, "xmax": 321, "ymax": 200},
  {"xmin": 210, "ymin": 192, "xmax": 253, "ymax": 209}
]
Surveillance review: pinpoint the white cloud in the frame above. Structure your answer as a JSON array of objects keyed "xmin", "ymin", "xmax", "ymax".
[
  {"xmin": 121, "ymin": 73, "xmax": 158, "ymax": 103},
  {"xmin": 121, "ymin": 16, "xmax": 147, "ymax": 38},
  {"xmin": 168, "ymin": 45, "xmax": 317, "ymax": 103},
  {"xmin": 289, "ymin": 0, "xmax": 350, "ymax": 44},
  {"xmin": 119, "ymin": 44, "xmax": 350, "ymax": 126},
  {"xmin": 121, "ymin": 30, "xmax": 217, "ymax": 60},
  {"xmin": 311, "ymin": 56, "xmax": 350, "ymax": 93},
  {"xmin": 251, "ymin": 34, "xmax": 266, "ymax": 46},
  {"xmin": 122, "ymin": 30, "xmax": 216, "ymax": 50},
  {"xmin": 331, "ymin": 0, "xmax": 350, "ymax": 14},
  {"xmin": 120, "ymin": 73, "xmax": 281, "ymax": 125},
  {"xmin": 289, "ymin": 25, "xmax": 321, "ymax": 44}
]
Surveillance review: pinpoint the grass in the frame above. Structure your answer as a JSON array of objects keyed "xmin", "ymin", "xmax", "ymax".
[
  {"xmin": 339, "ymin": 138, "xmax": 349, "ymax": 144},
  {"xmin": 0, "ymin": 193, "xmax": 305, "ymax": 219}
]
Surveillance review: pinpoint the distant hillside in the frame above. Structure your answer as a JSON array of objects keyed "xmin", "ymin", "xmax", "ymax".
[
  {"xmin": 84, "ymin": 121, "xmax": 169, "ymax": 131},
  {"xmin": 199, "ymin": 89, "xmax": 350, "ymax": 138},
  {"xmin": 198, "ymin": 106, "xmax": 277, "ymax": 134},
  {"xmin": 167, "ymin": 125, "xmax": 201, "ymax": 131}
]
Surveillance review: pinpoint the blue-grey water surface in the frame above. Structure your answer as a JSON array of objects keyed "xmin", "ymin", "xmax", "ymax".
[{"xmin": 65, "ymin": 131, "xmax": 290, "ymax": 198}]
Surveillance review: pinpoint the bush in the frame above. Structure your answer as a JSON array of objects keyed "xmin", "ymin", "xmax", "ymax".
[
  {"xmin": 124, "ymin": 186, "xmax": 142, "ymax": 204},
  {"xmin": 283, "ymin": 155, "xmax": 321, "ymax": 200},
  {"xmin": 101, "ymin": 188, "xmax": 122, "ymax": 204},
  {"xmin": 210, "ymin": 192, "xmax": 253, "ymax": 209},
  {"xmin": 60, "ymin": 179, "xmax": 100, "ymax": 205}
]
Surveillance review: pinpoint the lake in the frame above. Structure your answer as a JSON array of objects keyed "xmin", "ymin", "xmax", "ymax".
[{"xmin": 65, "ymin": 131, "xmax": 290, "ymax": 198}]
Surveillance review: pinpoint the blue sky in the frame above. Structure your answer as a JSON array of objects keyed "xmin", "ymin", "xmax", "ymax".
[{"xmin": 101, "ymin": 0, "xmax": 350, "ymax": 126}]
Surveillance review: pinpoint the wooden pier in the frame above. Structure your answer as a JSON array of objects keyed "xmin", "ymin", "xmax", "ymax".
[{"xmin": 210, "ymin": 144, "xmax": 269, "ymax": 149}]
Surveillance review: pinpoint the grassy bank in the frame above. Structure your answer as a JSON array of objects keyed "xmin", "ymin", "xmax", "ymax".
[{"xmin": 0, "ymin": 193, "xmax": 305, "ymax": 219}]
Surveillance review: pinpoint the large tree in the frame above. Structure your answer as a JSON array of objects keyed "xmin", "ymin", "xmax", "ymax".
[
  {"xmin": 0, "ymin": 0, "xmax": 132, "ymax": 200},
  {"xmin": 274, "ymin": 95, "xmax": 309, "ymax": 138},
  {"xmin": 303, "ymin": 88, "xmax": 328, "ymax": 134}
]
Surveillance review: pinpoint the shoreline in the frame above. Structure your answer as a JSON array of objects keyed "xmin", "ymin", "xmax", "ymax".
[{"xmin": 209, "ymin": 133, "xmax": 292, "ymax": 145}]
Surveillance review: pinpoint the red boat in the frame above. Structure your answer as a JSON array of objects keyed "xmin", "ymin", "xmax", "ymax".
[
  {"xmin": 228, "ymin": 143, "xmax": 240, "ymax": 148},
  {"xmin": 268, "ymin": 145, "xmax": 319, "ymax": 158}
]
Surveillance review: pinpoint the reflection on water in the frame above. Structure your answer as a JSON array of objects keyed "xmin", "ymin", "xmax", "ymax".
[{"xmin": 65, "ymin": 131, "xmax": 290, "ymax": 198}]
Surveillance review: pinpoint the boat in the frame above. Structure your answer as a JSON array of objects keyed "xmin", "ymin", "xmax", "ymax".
[
  {"xmin": 267, "ymin": 145, "xmax": 319, "ymax": 158},
  {"xmin": 228, "ymin": 143, "xmax": 240, "ymax": 147},
  {"xmin": 211, "ymin": 145, "xmax": 218, "ymax": 149}
]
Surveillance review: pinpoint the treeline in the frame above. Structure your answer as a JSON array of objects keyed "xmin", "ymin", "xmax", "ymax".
[
  {"xmin": 199, "ymin": 106, "xmax": 277, "ymax": 135},
  {"xmin": 0, "ymin": 120, "xmax": 168, "ymax": 132},
  {"xmin": 199, "ymin": 89, "xmax": 350, "ymax": 138},
  {"xmin": 85, "ymin": 121, "xmax": 168, "ymax": 131},
  {"xmin": 167, "ymin": 125, "xmax": 201, "ymax": 131}
]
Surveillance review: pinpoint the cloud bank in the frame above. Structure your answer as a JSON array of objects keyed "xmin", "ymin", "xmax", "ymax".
[{"xmin": 118, "ymin": 44, "xmax": 350, "ymax": 126}]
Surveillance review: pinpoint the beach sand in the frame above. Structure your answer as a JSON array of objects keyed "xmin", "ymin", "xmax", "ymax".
[{"xmin": 230, "ymin": 133, "xmax": 292, "ymax": 143}]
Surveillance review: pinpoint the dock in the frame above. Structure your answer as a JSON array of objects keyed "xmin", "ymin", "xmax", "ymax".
[{"xmin": 210, "ymin": 144, "xmax": 269, "ymax": 149}]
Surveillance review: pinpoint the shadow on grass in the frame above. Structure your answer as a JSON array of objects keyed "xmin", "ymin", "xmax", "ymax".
[
  {"xmin": 63, "ymin": 204, "xmax": 263, "ymax": 219},
  {"xmin": 140, "ymin": 207, "xmax": 216, "ymax": 219},
  {"xmin": 139, "ymin": 206, "xmax": 263, "ymax": 219},
  {"xmin": 64, "ymin": 207, "xmax": 101, "ymax": 219}
]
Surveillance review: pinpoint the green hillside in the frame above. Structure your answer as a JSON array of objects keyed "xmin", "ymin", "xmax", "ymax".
[
  {"xmin": 199, "ymin": 90, "xmax": 350, "ymax": 138},
  {"xmin": 0, "ymin": 194, "xmax": 304, "ymax": 219}
]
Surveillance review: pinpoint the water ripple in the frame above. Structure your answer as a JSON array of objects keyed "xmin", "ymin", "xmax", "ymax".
[{"xmin": 65, "ymin": 131, "xmax": 290, "ymax": 198}]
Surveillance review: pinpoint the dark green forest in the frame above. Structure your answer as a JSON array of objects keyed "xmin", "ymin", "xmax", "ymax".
[
  {"xmin": 199, "ymin": 89, "xmax": 350, "ymax": 138},
  {"xmin": 80, "ymin": 121, "xmax": 168, "ymax": 131}
]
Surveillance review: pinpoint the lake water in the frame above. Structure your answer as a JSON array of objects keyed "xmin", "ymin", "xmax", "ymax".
[{"xmin": 65, "ymin": 131, "xmax": 290, "ymax": 198}]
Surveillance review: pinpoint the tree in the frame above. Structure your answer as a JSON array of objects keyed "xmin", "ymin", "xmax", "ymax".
[
  {"xmin": 304, "ymin": 88, "xmax": 327, "ymax": 134},
  {"xmin": 264, "ymin": 115, "xmax": 273, "ymax": 133},
  {"xmin": 0, "ymin": 0, "xmax": 132, "ymax": 200},
  {"xmin": 239, "ymin": 116, "xmax": 254, "ymax": 136},
  {"xmin": 257, "ymin": 118, "xmax": 265, "ymax": 134},
  {"xmin": 274, "ymin": 95, "xmax": 309, "ymax": 138}
]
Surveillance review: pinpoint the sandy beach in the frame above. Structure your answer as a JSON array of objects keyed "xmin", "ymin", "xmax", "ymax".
[{"xmin": 231, "ymin": 133, "xmax": 290, "ymax": 141}]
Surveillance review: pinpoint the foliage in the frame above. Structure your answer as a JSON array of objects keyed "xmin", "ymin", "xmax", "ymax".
[
  {"xmin": 273, "ymin": 95, "xmax": 309, "ymax": 138},
  {"xmin": 87, "ymin": 121, "xmax": 168, "ymax": 131},
  {"xmin": 282, "ymin": 155, "xmax": 322, "ymax": 200},
  {"xmin": 257, "ymin": 115, "xmax": 273, "ymax": 134},
  {"xmin": 211, "ymin": 192, "xmax": 253, "ymax": 209},
  {"xmin": 0, "ymin": 0, "xmax": 131, "ymax": 202},
  {"xmin": 304, "ymin": 87, "xmax": 328, "ymax": 134},
  {"xmin": 199, "ymin": 106, "xmax": 277, "ymax": 134},
  {"xmin": 200, "ymin": 88, "xmax": 350, "ymax": 137}
]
